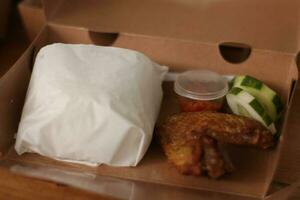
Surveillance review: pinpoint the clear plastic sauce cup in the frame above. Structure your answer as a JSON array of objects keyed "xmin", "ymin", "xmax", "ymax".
[{"xmin": 174, "ymin": 70, "xmax": 228, "ymax": 112}]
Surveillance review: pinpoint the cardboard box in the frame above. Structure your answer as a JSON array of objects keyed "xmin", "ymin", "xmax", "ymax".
[
  {"xmin": 18, "ymin": 0, "xmax": 45, "ymax": 41},
  {"xmin": 0, "ymin": 0, "xmax": 299, "ymax": 199},
  {"xmin": 0, "ymin": 0, "xmax": 11, "ymax": 39}
]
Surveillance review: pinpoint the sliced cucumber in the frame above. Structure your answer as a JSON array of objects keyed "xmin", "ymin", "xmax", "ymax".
[
  {"xmin": 226, "ymin": 87, "xmax": 276, "ymax": 134},
  {"xmin": 232, "ymin": 75, "xmax": 283, "ymax": 121}
]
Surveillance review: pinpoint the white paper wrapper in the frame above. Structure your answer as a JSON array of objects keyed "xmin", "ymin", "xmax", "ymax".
[{"xmin": 15, "ymin": 43, "xmax": 168, "ymax": 166}]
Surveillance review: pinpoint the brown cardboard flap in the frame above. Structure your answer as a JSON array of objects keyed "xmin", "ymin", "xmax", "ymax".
[
  {"xmin": 18, "ymin": 0, "xmax": 46, "ymax": 41},
  {"xmin": 0, "ymin": 159, "xmax": 258, "ymax": 200},
  {"xmin": 43, "ymin": 0, "xmax": 300, "ymax": 53},
  {"xmin": 266, "ymin": 180, "xmax": 300, "ymax": 200}
]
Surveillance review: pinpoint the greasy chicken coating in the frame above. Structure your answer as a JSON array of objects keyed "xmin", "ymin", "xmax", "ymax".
[
  {"xmin": 158, "ymin": 112, "xmax": 274, "ymax": 178},
  {"xmin": 202, "ymin": 136, "xmax": 233, "ymax": 178}
]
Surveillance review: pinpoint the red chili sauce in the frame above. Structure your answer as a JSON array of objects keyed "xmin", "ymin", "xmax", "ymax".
[{"xmin": 178, "ymin": 96, "xmax": 223, "ymax": 112}]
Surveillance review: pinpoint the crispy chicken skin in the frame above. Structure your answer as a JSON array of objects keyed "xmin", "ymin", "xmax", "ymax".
[
  {"xmin": 202, "ymin": 136, "xmax": 234, "ymax": 178},
  {"xmin": 158, "ymin": 112, "xmax": 274, "ymax": 178}
]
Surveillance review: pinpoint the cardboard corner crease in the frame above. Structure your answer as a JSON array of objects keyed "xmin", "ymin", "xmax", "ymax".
[{"xmin": 0, "ymin": 0, "xmax": 299, "ymax": 199}]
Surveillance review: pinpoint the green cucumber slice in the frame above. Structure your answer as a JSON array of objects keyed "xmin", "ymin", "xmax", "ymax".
[
  {"xmin": 232, "ymin": 75, "xmax": 283, "ymax": 121},
  {"xmin": 226, "ymin": 87, "xmax": 276, "ymax": 134}
]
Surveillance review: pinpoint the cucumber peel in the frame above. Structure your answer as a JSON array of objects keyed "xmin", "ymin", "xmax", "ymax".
[
  {"xmin": 226, "ymin": 87, "xmax": 277, "ymax": 134},
  {"xmin": 231, "ymin": 75, "xmax": 283, "ymax": 121}
]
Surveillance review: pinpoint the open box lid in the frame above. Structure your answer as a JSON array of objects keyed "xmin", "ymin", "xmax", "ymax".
[
  {"xmin": 1, "ymin": 1, "xmax": 293, "ymax": 199},
  {"xmin": 43, "ymin": 0, "xmax": 300, "ymax": 54}
]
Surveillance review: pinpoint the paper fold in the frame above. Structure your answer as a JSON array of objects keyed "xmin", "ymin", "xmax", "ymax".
[{"xmin": 15, "ymin": 43, "xmax": 168, "ymax": 166}]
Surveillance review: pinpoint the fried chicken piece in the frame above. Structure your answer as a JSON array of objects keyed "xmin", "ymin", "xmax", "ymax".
[
  {"xmin": 158, "ymin": 112, "xmax": 274, "ymax": 178},
  {"xmin": 202, "ymin": 136, "xmax": 234, "ymax": 178}
]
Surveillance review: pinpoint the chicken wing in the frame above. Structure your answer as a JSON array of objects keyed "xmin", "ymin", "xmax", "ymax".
[
  {"xmin": 202, "ymin": 136, "xmax": 234, "ymax": 178},
  {"xmin": 158, "ymin": 112, "xmax": 274, "ymax": 178}
]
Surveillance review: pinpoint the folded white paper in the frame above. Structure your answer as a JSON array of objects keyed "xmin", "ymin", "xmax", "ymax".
[{"xmin": 15, "ymin": 43, "xmax": 168, "ymax": 166}]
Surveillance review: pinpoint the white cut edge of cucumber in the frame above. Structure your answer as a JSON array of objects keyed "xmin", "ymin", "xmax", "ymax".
[
  {"xmin": 232, "ymin": 75, "xmax": 281, "ymax": 121},
  {"xmin": 226, "ymin": 89, "xmax": 276, "ymax": 134}
]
